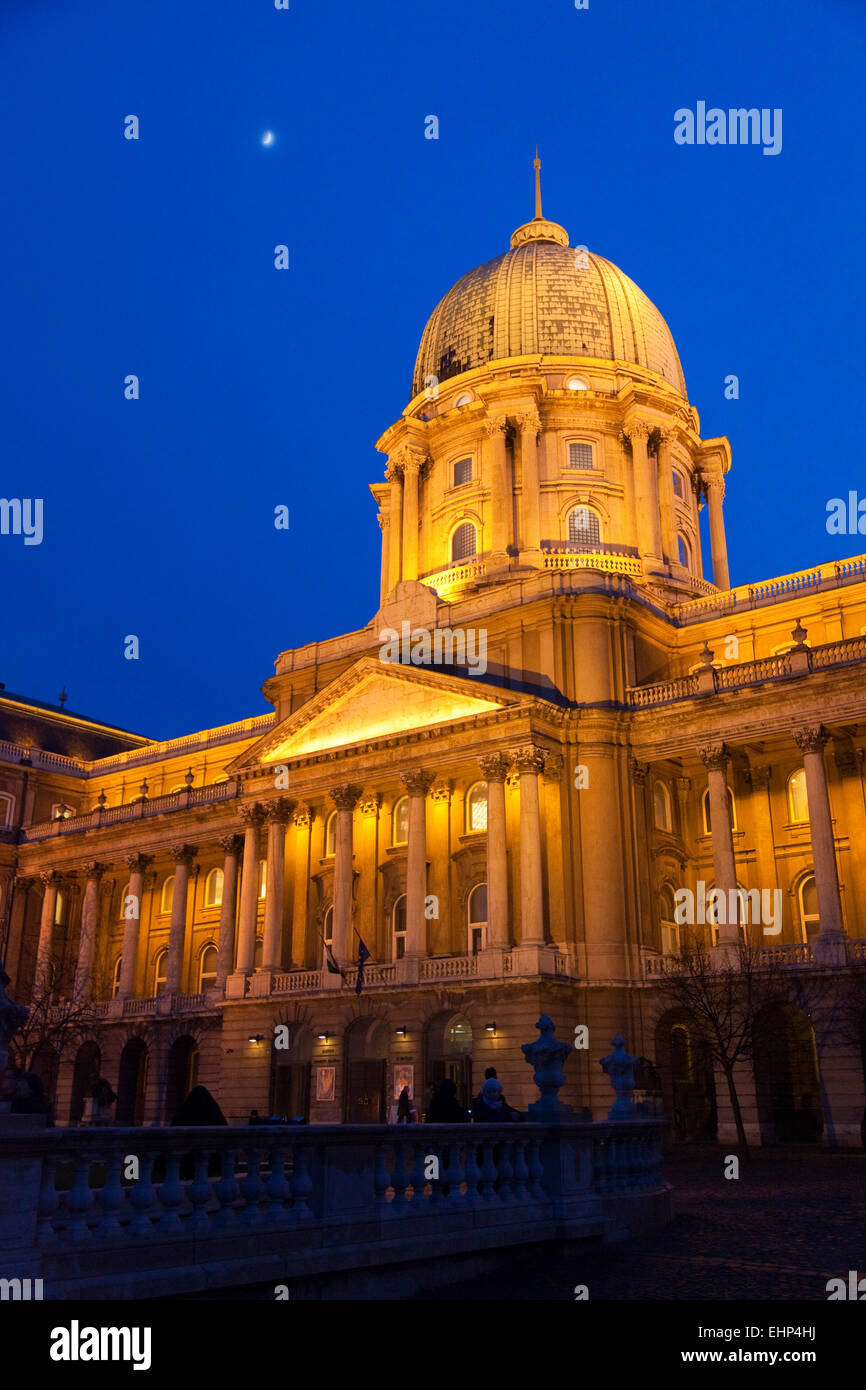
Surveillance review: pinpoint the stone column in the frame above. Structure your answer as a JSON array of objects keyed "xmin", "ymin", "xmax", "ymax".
[
  {"xmin": 629, "ymin": 762, "xmax": 654, "ymax": 954},
  {"xmin": 73, "ymin": 861, "xmax": 105, "ymax": 1000},
  {"xmin": 699, "ymin": 745, "xmax": 739, "ymax": 948},
  {"xmin": 386, "ymin": 463, "xmax": 403, "ymax": 592},
  {"xmin": 292, "ymin": 806, "xmax": 313, "ymax": 968},
  {"xmin": 117, "ymin": 853, "xmax": 151, "ymax": 1000},
  {"xmin": 164, "ymin": 844, "xmax": 196, "ymax": 996},
  {"xmin": 479, "ymin": 753, "xmax": 511, "ymax": 948},
  {"xmin": 400, "ymin": 769, "xmax": 435, "ymax": 958},
  {"xmin": 215, "ymin": 834, "xmax": 242, "ymax": 991},
  {"xmin": 485, "ymin": 415, "xmax": 510, "ymax": 562},
  {"xmin": 236, "ymin": 804, "xmax": 265, "ymax": 975},
  {"xmin": 378, "ymin": 511, "xmax": 390, "ymax": 604},
  {"xmin": 704, "ymin": 473, "xmax": 731, "ymax": 591},
  {"xmin": 262, "ymin": 798, "xmax": 292, "ymax": 971},
  {"xmin": 512, "ymin": 745, "xmax": 546, "ymax": 945},
  {"xmin": 656, "ymin": 429, "xmax": 679, "ymax": 566},
  {"xmin": 516, "ymin": 410, "xmax": 542, "ymax": 564},
  {"xmin": 34, "ymin": 870, "xmax": 60, "ymax": 993},
  {"xmin": 624, "ymin": 420, "xmax": 663, "ymax": 562},
  {"xmin": 329, "ymin": 784, "xmax": 362, "ymax": 966},
  {"xmin": 793, "ymin": 726, "xmax": 846, "ymax": 961},
  {"xmin": 401, "ymin": 454, "xmax": 421, "ymax": 581}
]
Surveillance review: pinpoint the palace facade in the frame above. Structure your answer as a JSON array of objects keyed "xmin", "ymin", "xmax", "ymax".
[{"xmin": 4, "ymin": 168, "xmax": 866, "ymax": 1143}]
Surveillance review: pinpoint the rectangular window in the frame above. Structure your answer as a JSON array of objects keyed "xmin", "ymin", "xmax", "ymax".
[
  {"xmin": 453, "ymin": 457, "xmax": 472, "ymax": 487},
  {"xmin": 567, "ymin": 442, "xmax": 593, "ymax": 470},
  {"xmin": 672, "ymin": 470, "xmax": 684, "ymax": 499}
]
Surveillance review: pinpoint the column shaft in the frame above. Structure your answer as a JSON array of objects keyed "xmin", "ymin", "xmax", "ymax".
[
  {"xmin": 656, "ymin": 433, "xmax": 679, "ymax": 565},
  {"xmin": 215, "ymin": 836, "xmax": 242, "ymax": 990},
  {"xmin": 480, "ymin": 754, "xmax": 510, "ymax": 948},
  {"xmin": 73, "ymin": 864, "xmax": 104, "ymax": 999},
  {"xmin": 700, "ymin": 747, "xmax": 738, "ymax": 946},
  {"xmin": 517, "ymin": 412, "xmax": 541, "ymax": 561},
  {"xmin": 387, "ymin": 467, "xmax": 403, "ymax": 591},
  {"xmin": 627, "ymin": 422, "xmax": 663, "ymax": 562},
  {"xmin": 795, "ymin": 729, "xmax": 845, "ymax": 940},
  {"xmin": 401, "ymin": 770, "xmax": 434, "ymax": 957},
  {"xmin": 402, "ymin": 459, "xmax": 420, "ymax": 581},
  {"xmin": 514, "ymin": 747, "xmax": 545, "ymax": 944},
  {"xmin": 35, "ymin": 874, "xmax": 59, "ymax": 992},
  {"xmin": 118, "ymin": 855, "xmax": 150, "ymax": 1000},
  {"xmin": 486, "ymin": 418, "xmax": 510, "ymax": 559},
  {"xmin": 236, "ymin": 807, "xmax": 264, "ymax": 973},
  {"xmin": 262, "ymin": 801, "xmax": 291, "ymax": 970},
  {"xmin": 705, "ymin": 478, "xmax": 731, "ymax": 590},
  {"xmin": 165, "ymin": 846, "xmax": 196, "ymax": 996},
  {"xmin": 330, "ymin": 785, "xmax": 361, "ymax": 964}
]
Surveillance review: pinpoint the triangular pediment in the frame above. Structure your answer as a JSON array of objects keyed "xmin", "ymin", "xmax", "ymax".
[{"xmin": 230, "ymin": 658, "xmax": 521, "ymax": 769}]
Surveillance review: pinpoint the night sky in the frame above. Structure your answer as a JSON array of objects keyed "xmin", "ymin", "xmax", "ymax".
[{"xmin": 2, "ymin": 0, "xmax": 863, "ymax": 739}]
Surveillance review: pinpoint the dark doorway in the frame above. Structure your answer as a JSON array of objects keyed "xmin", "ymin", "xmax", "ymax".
[
  {"xmin": 272, "ymin": 1063, "xmax": 311, "ymax": 1122},
  {"xmin": 165, "ymin": 1035, "xmax": 199, "ymax": 1122},
  {"xmin": 429, "ymin": 1057, "xmax": 472, "ymax": 1110},
  {"xmin": 69, "ymin": 1041, "xmax": 101, "ymax": 1125},
  {"xmin": 346, "ymin": 1059, "xmax": 386, "ymax": 1124},
  {"xmin": 754, "ymin": 1003, "xmax": 822, "ymax": 1143},
  {"xmin": 655, "ymin": 1012, "xmax": 717, "ymax": 1143},
  {"xmin": 116, "ymin": 1038, "xmax": 148, "ymax": 1126}
]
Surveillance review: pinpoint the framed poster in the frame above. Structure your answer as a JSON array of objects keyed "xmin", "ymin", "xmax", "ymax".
[
  {"xmin": 315, "ymin": 1066, "xmax": 335, "ymax": 1102},
  {"xmin": 393, "ymin": 1064, "xmax": 414, "ymax": 1099}
]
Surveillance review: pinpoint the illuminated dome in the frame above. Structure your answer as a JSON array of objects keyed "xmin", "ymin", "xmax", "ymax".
[{"xmin": 412, "ymin": 160, "xmax": 687, "ymax": 400}]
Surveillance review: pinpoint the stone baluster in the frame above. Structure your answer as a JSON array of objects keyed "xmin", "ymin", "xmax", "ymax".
[
  {"xmin": 390, "ymin": 1140, "xmax": 409, "ymax": 1212},
  {"xmin": 479, "ymin": 1139, "xmax": 498, "ymax": 1202},
  {"xmin": 526, "ymin": 1137, "xmax": 544, "ymax": 1197},
  {"xmin": 165, "ymin": 844, "xmax": 197, "ymax": 997},
  {"xmin": 240, "ymin": 1147, "xmax": 265, "ymax": 1225},
  {"xmin": 157, "ymin": 1153, "xmax": 185, "ymax": 1230},
  {"xmin": 290, "ymin": 1144, "xmax": 313, "ymax": 1219},
  {"xmin": 374, "ymin": 1142, "xmax": 390, "ymax": 1215},
  {"xmin": 463, "ymin": 1139, "xmax": 481, "ymax": 1205},
  {"xmin": 215, "ymin": 834, "xmax": 243, "ymax": 990},
  {"xmin": 265, "ymin": 1142, "xmax": 291, "ymax": 1218},
  {"xmin": 187, "ymin": 1151, "xmax": 213, "ymax": 1232},
  {"xmin": 213, "ymin": 1150, "xmax": 240, "ymax": 1230},
  {"xmin": 407, "ymin": 1140, "xmax": 427, "ymax": 1204},
  {"xmin": 128, "ymin": 1153, "xmax": 158, "ymax": 1235},
  {"xmin": 497, "ymin": 1139, "xmax": 515, "ymax": 1202},
  {"xmin": 443, "ymin": 1140, "xmax": 465, "ymax": 1207},
  {"xmin": 37, "ymin": 1155, "xmax": 60, "ymax": 1244},
  {"xmin": 513, "ymin": 1137, "xmax": 529, "ymax": 1200},
  {"xmin": 95, "ymin": 1148, "xmax": 125, "ymax": 1236}
]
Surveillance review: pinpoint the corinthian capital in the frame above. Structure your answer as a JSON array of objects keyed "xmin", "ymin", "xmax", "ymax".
[
  {"xmin": 515, "ymin": 410, "xmax": 541, "ymax": 437},
  {"xmin": 483, "ymin": 414, "xmax": 508, "ymax": 438},
  {"xmin": 511, "ymin": 745, "xmax": 546, "ymax": 777},
  {"xmin": 265, "ymin": 797, "xmax": 293, "ymax": 825},
  {"xmin": 239, "ymin": 802, "xmax": 266, "ymax": 829},
  {"xmin": 292, "ymin": 805, "xmax": 314, "ymax": 829},
  {"xmin": 40, "ymin": 869, "xmax": 60, "ymax": 887},
  {"xmin": 123, "ymin": 853, "xmax": 152, "ymax": 874},
  {"xmin": 385, "ymin": 461, "xmax": 403, "ymax": 484},
  {"xmin": 698, "ymin": 743, "xmax": 729, "ymax": 773},
  {"xmin": 793, "ymin": 725, "xmax": 828, "ymax": 755},
  {"xmin": 622, "ymin": 420, "xmax": 650, "ymax": 445},
  {"xmin": 81, "ymin": 861, "xmax": 106, "ymax": 881},
  {"xmin": 329, "ymin": 783, "xmax": 363, "ymax": 812},
  {"xmin": 169, "ymin": 842, "xmax": 197, "ymax": 867},
  {"xmin": 217, "ymin": 833, "xmax": 243, "ymax": 856},
  {"xmin": 629, "ymin": 759, "xmax": 649, "ymax": 786},
  {"xmin": 479, "ymin": 752, "xmax": 511, "ymax": 784},
  {"xmin": 400, "ymin": 768, "xmax": 435, "ymax": 798}
]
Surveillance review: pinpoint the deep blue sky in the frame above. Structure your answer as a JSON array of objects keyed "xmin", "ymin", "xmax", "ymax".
[{"xmin": 2, "ymin": 0, "xmax": 864, "ymax": 739}]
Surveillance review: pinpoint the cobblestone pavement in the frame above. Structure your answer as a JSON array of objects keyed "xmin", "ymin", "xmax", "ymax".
[{"xmin": 423, "ymin": 1147, "xmax": 866, "ymax": 1301}]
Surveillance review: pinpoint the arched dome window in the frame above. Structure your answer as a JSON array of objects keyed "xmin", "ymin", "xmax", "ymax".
[
  {"xmin": 567, "ymin": 506, "xmax": 601, "ymax": 547},
  {"xmin": 677, "ymin": 534, "xmax": 691, "ymax": 569},
  {"xmin": 672, "ymin": 470, "xmax": 685, "ymax": 500},
  {"xmin": 566, "ymin": 376, "xmax": 588, "ymax": 391},
  {"xmin": 451, "ymin": 522, "xmax": 477, "ymax": 563},
  {"xmin": 787, "ymin": 770, "xmax": 809, "ymax": 824},
  {"xmin": 454, "ymin": 392, "xmax": 472, "ymax": 408},
  {"xmin": 465, "ymin": 782, "xmax": 488, "ymax": 833},
  {"xmin": 392, "ymin": 796, "xmax": 408, "ymax": 846}
]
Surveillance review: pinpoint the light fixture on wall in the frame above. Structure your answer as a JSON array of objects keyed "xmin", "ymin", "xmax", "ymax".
[
  {"xmin": 248, "ymin": 1034, "xmax": 265, "ymax": 1044},
  {"xmin": 395, "ymin": 1026, "xmax": 408, "ymax": 1038},
  {"xmin": 317, "ymin": 1031, "xmax": 330, "ymax": 1043},
  {"xmin": 485, "ymin": 1022, "xmax": 497, "ymax": 1035}
]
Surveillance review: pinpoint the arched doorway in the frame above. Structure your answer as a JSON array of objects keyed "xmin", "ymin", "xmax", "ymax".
[
  {"xmin": 425, "ymin": 1012, "xmax": 473, "ymax": 1114},
  {"xmin": 654, "ymin": 1011, "xmax": 717, "ymax": 1142},
  {"xmin": 270, "ymin": 1025, "xmax": 312, "ymax": 1121},
  {"xmin": 754, "ymin": 1003, "xmax": 823, "ymax": 1143},
  {"xmin": 344, "ymin": 1018, "xmax": 388, "ymax": 1123},
  {"xmin": 116, "ymin": 1038, "xmax": 149, "ymax": 1126},
  {"xmin": 165, "ymin": 1035, "xmax": 199, "ymax": 1122},
  {"xmin": 69, "ymin": 1040, "xmax": 101, "ymax": 1125}
]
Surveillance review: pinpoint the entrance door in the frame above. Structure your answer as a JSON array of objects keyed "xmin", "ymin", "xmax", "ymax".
[
  {"xmin": 428, "ymin": 1057, "xmax": 472, "ymax": 1109},
  {"xmin": 272, "ymin": 1062, "xmax": 310, "ymax": 1122},
  {"xmin": 346, "ymin": 1059, "xmax": 386, "ymax": 1124}
]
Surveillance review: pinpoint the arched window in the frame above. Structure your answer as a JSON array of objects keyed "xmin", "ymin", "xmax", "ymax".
[
  {"xmin": 153, "ymin": 949, "xmax": 168, "ymax": 996},
  {"xmin": 198, "ymin": 944, "xmax": 218, "ymax": 991},
  {"xmin": 567, "ymin": 505, "xmax": 600, "ymax": 546},
  {"xmin": 465, "ymin": 781, "xmax": 488, "ymax": 833},
  {"xmin": 323, "ymin": 906, "xmax": 334, "ymax": 944},
  {"xmin": 258, "ymin": 859, "xmax": 267, "ymax": 898},
  {"xmin": 118, "ymin": 882, "xmax": 131, "ymax": 919},
  {"xmin": 393, "ymin": 895, "xmax": 407, "ymax": 960},
  {"xmin": 451, "ymin": 522, "xmax": 477, "ymax": 562},
  {"xmin": 672, "ymin": 470, "xmax": 685, "ymax": 500},
  {"xmin": 392, "ymin": 796, "xmax": 409, "ymax": 846},
  {"xmin": 453, "ymin": 457, "xmax": 472, "ymax": 487},
  {"xmin": 787, "ymin": 769, "xmax": 809, "ymax": 824},
  {"xmin": 677, "ymin": 534, "xmax": 691, "ymax": 568},
  {"xmin": 204, "ymin": 867, "xmax": 224, "ymax": 908},
  {"xmin": 447, "ymin": 1017, "xmax": 473, "ymax": 1054},
  {"xmin": 702, "ymin": 786, "xmax": 736, "ymax": 835},
  {"xmin": 565, "ymin": 376, "xmax": 588, "ymax": 391},
  {"xmin": 659, "ymin": 885, "xmax": 679, "ymax": 956},
  {"xmin": 653, "ymin": 781, "xmax": 672, "ymax": 832},
  {"xmin": 798, "ymin": 874, "xmax": 820, "ymax": 942},
  {"xmin": 253, "ymin": 937, "xmax": 263, "ymax": 970},
  {"xmin": 670, "ymin": 1024, "xmax": 690, "ymax": 1082},
  {"xmin": 0, "ymin": 793, "xmax": 15, "ymax": 827},
  {"xmin": 454, "ymin": 392, "xmax": 472, "ymax": 408},
  {"xmin": 53, "ymin": 891, "xmax": 65, "ymax": 926},
  {"xmin": 468, "ymin": 883, "xmax": 487, "ymax": 954},
  {"xmin": 709, "ymin": 884, "xmax": 748, "ymax": 945},
  {"xmin": 160, "ymin": 876, "xmax": 175, "ymax": 915},
  {"xmin": 325, "ymin": 811, "xmax": 337, "ymax": 857},
  {"xmin": 111, "ymin": 955, "xmax": 123, "ymax": 998}
]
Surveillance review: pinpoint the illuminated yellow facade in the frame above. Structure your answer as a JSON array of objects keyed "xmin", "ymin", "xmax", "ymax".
[{"xmin": 4, "ymin": 166, "xmax": 866, "ymax": 1144}]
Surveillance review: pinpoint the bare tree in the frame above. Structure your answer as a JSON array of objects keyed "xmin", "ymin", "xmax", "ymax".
[
  {"xmin": 656, "ymin": 933, "xmax": 794, "ymax": 1157},
  {"xmin": 8, "ymin": 961, "xmax": 100, "ymax": 1084}
]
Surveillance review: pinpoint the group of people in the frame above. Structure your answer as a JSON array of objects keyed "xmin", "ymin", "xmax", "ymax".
[{"xmin": 398, "ymin": 1068, "xmax": 520, "ymax": 1124}]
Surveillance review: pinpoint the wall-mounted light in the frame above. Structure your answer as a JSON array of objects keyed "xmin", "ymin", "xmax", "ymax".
[
  {"xmin": 395, "ymin": 1026, "xmax": 408, "ymax": 1039},
  {"xmin": 317, "ymin": 1031, "xmax": 330, "ymax": 1043},
  {"xmin": 248, "ymin": 1033, "xmax": 265, "ymax": 1044},
  {"xmin": 485, "ymin": 1022, "xmax": 497, "ymax": 1035}
]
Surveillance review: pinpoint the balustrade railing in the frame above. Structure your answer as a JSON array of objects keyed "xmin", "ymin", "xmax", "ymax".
[
  {"xmin": 24, "ymin": 780, "xmax": 242, "ymax": 841},
  {"xmin": 628, "ymin": 633, "xmax": 866, "ymax": 707},
  {"xmin": 674, "ymin": 555, "xmax": 866, "ymax": 624}
]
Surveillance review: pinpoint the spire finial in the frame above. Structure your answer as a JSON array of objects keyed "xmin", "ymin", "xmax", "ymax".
[{"xmin": 533, "ymin": 147, "xmax": 542, "ymax": 220}]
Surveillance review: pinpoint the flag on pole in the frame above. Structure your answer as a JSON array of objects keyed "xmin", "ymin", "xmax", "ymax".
[
  {"xmin": 316, "ymin": 926, "xmax": 342, "ymax": 976},
  {"xmin": 355, "ymin": 935, "xmax": 371, "ymax": 995}
]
